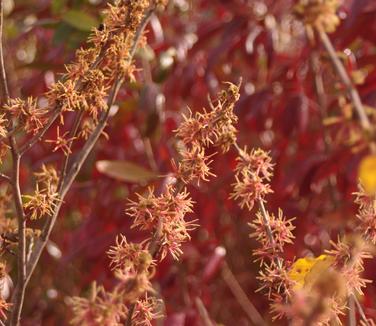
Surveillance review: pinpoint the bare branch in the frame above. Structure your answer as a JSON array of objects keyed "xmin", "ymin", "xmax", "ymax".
[
  {"xmin": 318, "ymin": 29, "xmax": 372, "ymax": 133},
  {"xmin": 195, "ymin": 297, "xmax": 214, "ymax": 326},
  {"xmin": 222, "ymin": 262, "xmax": 266, "ymax": 326},
  {"xmin": 0, "ymin": 172, "xmax": 10, "ymax": 183},
  {"xmin": 0, "ymin": 2, "xmax": 27, "ymax": 325},
  {"xmin": 0, "ymin": 0, "xmax": 8, "ymax": 104}
]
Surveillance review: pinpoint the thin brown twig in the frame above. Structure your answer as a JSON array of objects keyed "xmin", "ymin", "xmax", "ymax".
[
  {"xmin": 0, "ymin": 0, "xmax": 8, "ymax": 104},
  {"xmin": 24, "ymin": 75, "xmax": 122, "ymax": 287},
  {"xmin": 309, "ymin": 51, "xmax": 339, "ymax": 209},
  {"xmin": 57, "ymin": 111, "xmax": 84, "ymax": 193},
  {"xmin": 348, "ymin": 294, "xmax": 356, "ymax": 326},
  {"xmin": 316, "ymin": 31, "xmax": 373, "ymax": 325},
  {"xmin": 353, "ymin": 294, "xmax": 370, "ymax": 326},
  {"xmin": 195, "ymin": 297, "xmax": 214, "ymax": 326},
  {"xmin": 222, "ymin": 262, "xmax": 266, "ymax": 326},
  {"xmin": 317, "ymin": 28, "xmax": 372, "ymax": 133},
  {"xmin": 8, "ymin": 142, "xmax": 26, "ymax": 326},
  {"xmin": 0, "ymin": 172, "xmax": 10, "ymax": 183},
  {"xmin": 0, "ymin": 3, "xmax": 27, "ymax": 325}
]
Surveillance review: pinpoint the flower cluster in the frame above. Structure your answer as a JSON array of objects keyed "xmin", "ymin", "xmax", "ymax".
[
  {"xmin": 355, "ymin": 185, "xmax": 376, "ymax": 244},
  {"xmin": 127, "ymin": 185, "xmax": 194, "ymax": 260},
  {"xmin": 132, "ymin": 296, "xmax": 163, "ymax": 326},
  {"xmin": 68, "ymin": 283, "xmax": 127, "ymax": 326},
  {"xmin": 69, "ymin": 82, "xmax": 242, "ymax": 325},
  {"xmin": 272, "ymin": 271, "xmax": 347, "ymax": 325},
  {"xmin": 108, "ymin": 235, "xmax": 155, "ymax": 303},
  {"xmin": 174, "ymin": 83, "xmax": 240, "ymax": 185},
  {"xmin": 326, "ymin": 235, "xmax": 372, "ymax": 297},
  {"xmin": 231, "ymin": 147, "xmax": 273, "ymax": 210},
  {"xmin": 43, "ymin": 0, "xmax": 150, "ymax": 157},
  {"xmin": 22, "ymin": 165, "xmax": 59, "ymax": 220},
  {"xmin": 0, "ymin": 114, "xmax": 7, "ymax": 138},
  {"xmin": 250, "ymin": 209, "xmax": 295, "ymax": 264},
  {"xmin": 294, "ymin": 0, "xmax": 341, "ymax": 33},
  {"xmin": 4, "ymin": 97, "xmax": 47, "ymax": 135},
  {"xmin": 69, "ymin": 236, "xmax": 161, "ymax": 325}
]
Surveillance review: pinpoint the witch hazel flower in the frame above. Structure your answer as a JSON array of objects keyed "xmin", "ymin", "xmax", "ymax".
[
  {"xmin": 68, "ymin": 282, "xmax": 127, "ymax": 326},
  {"xmin": 126, "ymin": 185, "xmax": 194, "ymax": 260},
  {"xmin": 250, "ymin": 209, "xmax": 295, "ymax": 264},
  {"xmin": 235, "ymin": 147, "xmax": 274, "ymax": 180},
  {"xmin": 172, "ymin": 144, "xmax": 216, "ymax": 186},
  {"xmin": 176, "ymin": 83, "xmax": 240, "ymax": 152},
  {"xmin": 231, "ymin": 147, "xmax": 274, "ymax": 210},
  {"xmin": 354, "ymin": 184, "xmax": 376, "ymax": 245},
  {"xmin": 231, "ymin": 170, "xmax": 273, "ymax": 210},
  {"xmin": 131, "ymin": 295, "xmax": 163, "ymax": 326},
  {"xmin": 107, "ymin": 234, "xmax": 155, "ymax": 274},
  {"xmin": 173, "ymin": 82, "xmax": 241, "ymax": 186},
  {"xmin": 5, "ymin": 97, "xmax": 47, "ymax": 135}
]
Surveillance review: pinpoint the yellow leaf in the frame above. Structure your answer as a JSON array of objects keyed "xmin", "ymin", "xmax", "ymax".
[
  {"xmin": 359, "ymin": 155, "xmax": 376, "ymax": 195},
  {"xmin": 288, "ymin": 255, "xmax": 333, "ymax": 290}
]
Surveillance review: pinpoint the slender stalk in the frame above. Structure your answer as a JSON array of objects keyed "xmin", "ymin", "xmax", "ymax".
[
  {"xmin": 0, "ymin": 172, "xmax": 10, "ymax": 183},
  {"xmin": 125, "ymin": 303, "xmax": 135, "ymax": 326},
  {"xmin": 57, "ymin": 111, "xmax": 84, "ymax": 193},
  {"xmin": 317, "ymin": 28, "xmax": 372, "ymax": 133},
  {"xmin": 353, "ymin": 294, "xmax": 370, "ymax": 326},
  {"xmin": 0, "ymin": 3, "xmax": 27, "ymax": 325},
  {"xmin": 310, "ymin": 51, "xmax": 339, "ymax": 209},
  {"xmin": 195, "ymin": 297, "xmax": 214, "ymax": 326},
  {"xmin": 8, "ymin": 145, "xmax": 26, "ymax": 326},
  {"xmin": 24, "ymin": 77, "xmax": 121, "ymax": 287},
  {"xmin": 222, "ymin": 262, "xmax": 266, "ymax": 326},
  {"xmin": 348, "ymin": 294, "xmax": 356, "ymax": 326},
  {"xmin": 0, "ymin": 0, "xmax": 8, "ymax": 103},
  {"xmin": 315, "ymin": 33, "xmax": 373, "ymax": 324}
]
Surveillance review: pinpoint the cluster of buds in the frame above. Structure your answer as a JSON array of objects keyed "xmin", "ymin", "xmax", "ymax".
[
  {"xmin": 173, "ymin": 83, "xmax": 240, "ymax": 186},
  {"xmin": 250, "ymin": 209, "xmax": 295, "ymax": 264},
  {"xmin": 294, "ymin": 0, "xmax": 341, "ymax": 33},
  {"xmin": 70, "ymin": 82, "xmax": 243, "ymax": 324},
  {"xmin": 69, "ymin": 236, "xmax": 162, "ymax": 325},
  {"xmin": 43, "ymin": 0, "xmax": 150, "ymax": 157},
  {"xmin": 230, "ymin": 147, "xmax": 273, "ymax": 210},
  {"xmin": 108, "ymin": 235, "xmax": 155, "ymax": 302},
  {"xmin": 4, "ymin": 97, "xmax": 47, "ymax": 135},
  {"xmin": 127, "ymin": 185, "xmax": 194, "ymax": 260},
  {"xmin": 68, "ymin": 282, "xmax": 128, "ymax": 326},
  {"xmin": 326, "ymin": 235, "xmax": 372, "ymax": 297},
  {"xmin": 355, "ymin": 185, "xmax": 376, "ymax": 245},
  {"xmin": 22, "ymin": 165, "xmax": 59, "ymax": 220},
  {"xmin": 272, "ymin": 235, "xmax": 371, "ymax": 325}
]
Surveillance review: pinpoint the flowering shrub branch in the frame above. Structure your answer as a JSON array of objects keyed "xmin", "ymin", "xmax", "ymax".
[
  {"xmin": 0, "ymin": 0, "xmax": 166, "ymax": 324},
  {"xmin": 0, "ymin": 0, "xmax": 375, "ymax": 325}
]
